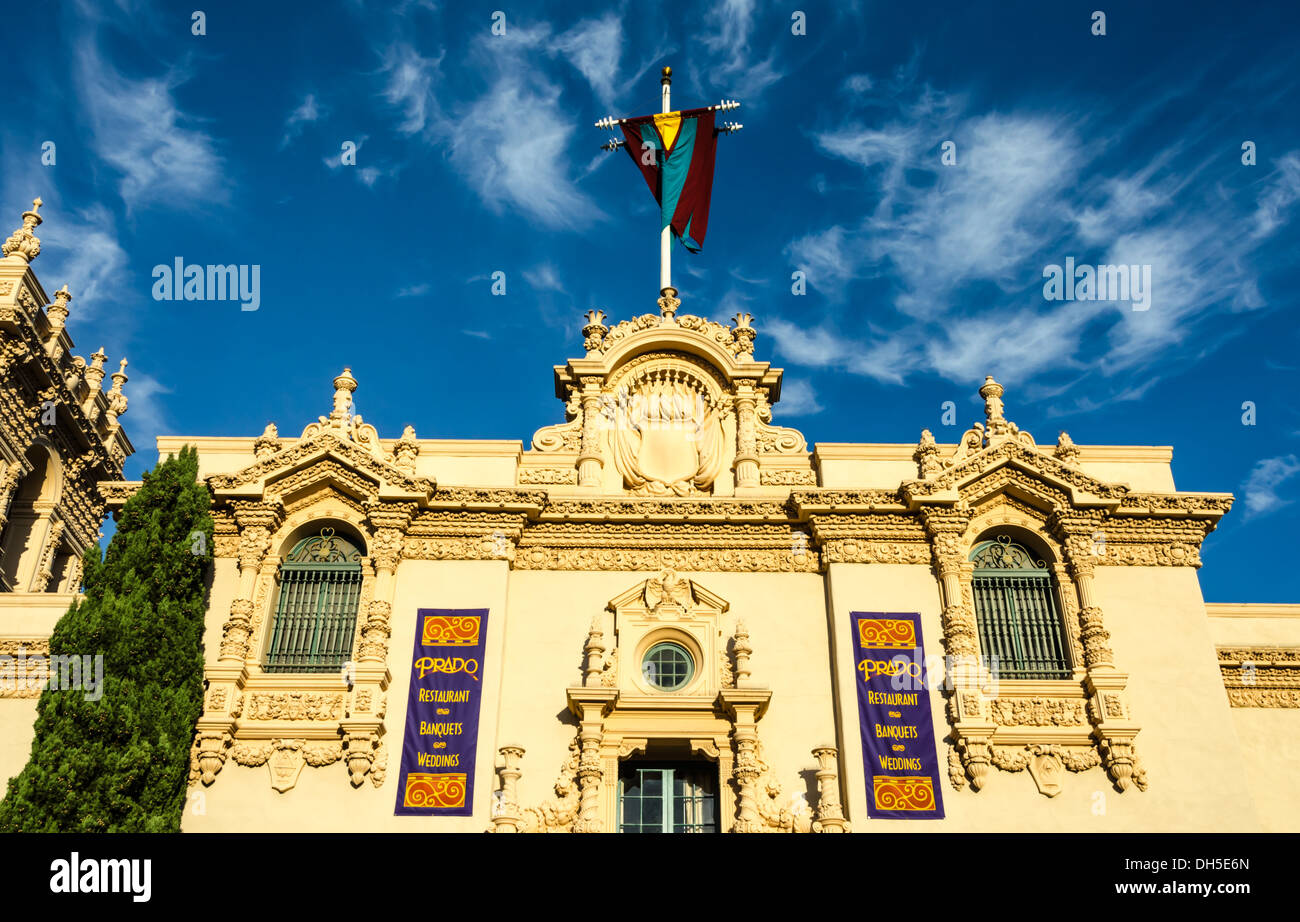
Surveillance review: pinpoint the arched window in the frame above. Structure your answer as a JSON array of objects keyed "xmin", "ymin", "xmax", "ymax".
[
  {"xmin": 970, "ymin": 535, "xmax": 1071, "ymax": 680},
  {"xmin": 263, "ymin": 528, "xmax": 363, "ymax": 673}
]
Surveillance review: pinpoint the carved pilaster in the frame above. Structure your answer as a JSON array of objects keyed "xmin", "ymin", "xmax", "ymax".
[
  {"xmin": 734, "ymin": 385, "xmax": 759, "ymax": 489},
  {"xmin": 577, "ymin": 378, "xmax": 605, "ymax": 488},
  {"xmin": 731, "ymin": 726, "xmax": 762, "ymax": 833},
  {"xmin": 810, "ymin": 745, "xmax": 850, "ymax": 833},
  {"xmin": 719, "ymin": 689, "xmax": 771, "ymax": 833},
  {"xmin": 565, "ymin": 688, "xmax": 617, "ymax": 833},
  {"xmin": 358, "ymin": 600, "xmax": 392, "ymax": 662},
  {"xmin": 30, "ymin": 518, "xmax": 64, "ymax": 592},
  {"xmin": 921, "ymin": 507, "xmax": 978, "ymax": 662},
  {"xmin": 220, "ymin": 599, "xmax": 255, "ymax": 662},
  {"xmin": 1052, "ymin": 512, "xmax": 1114, "ymax": 668},
  {"xmin": 491, "ymin": 745, "xmax": 526, "ymax": 832}
]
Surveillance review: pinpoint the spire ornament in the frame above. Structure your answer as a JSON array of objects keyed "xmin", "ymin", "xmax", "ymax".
[
  {"xmin": 47, "ymin": 284, "xmax": 72, "ymax": 331},
  {"xmin": 731, "ymin": 312, "xmax": 755, "ymax": 356},
  {"xmin": 2, "ymin": 198, "xmax": 43, "ymax": 262},
  {"xmin": 104, "ymin": 358, "xmax": 129, "ymax": 426}
]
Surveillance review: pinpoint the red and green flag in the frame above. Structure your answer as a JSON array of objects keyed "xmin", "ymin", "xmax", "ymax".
[{"xmin": 620, "ymin": 108, "xmax": 718, "ymax": 253}]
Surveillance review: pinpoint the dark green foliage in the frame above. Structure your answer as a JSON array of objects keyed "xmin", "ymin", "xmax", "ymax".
[{"xmin": 0, "ymin": 446, "xmax": 213, "ymax": 832}]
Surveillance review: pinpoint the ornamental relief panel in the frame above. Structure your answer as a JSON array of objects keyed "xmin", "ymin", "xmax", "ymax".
[
  {"xmin": 1219, "ymin": 647, "xmax": 1300, "ymax": 707},
  {"xmin": 605, "ymin": 354, "xmax": 728, "ymax": 497}
]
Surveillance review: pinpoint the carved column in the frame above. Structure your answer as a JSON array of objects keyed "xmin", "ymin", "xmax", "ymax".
[
  {"xmin": 0, "ymin": 461, "xmax": 21, "ymax": 535},
  {"xmin": 565, "ymin": 689, "xmax": 616, "ymax": 832},
  {"xmin": 576, "ymin": 377, "xmax": 605, "ymax": 488},
  {"xmin": 1055, "ymin": 516, "xmax": 1114, "ymax": 669},
  {"xmin": 733, "ymin": 384, "xmax": 759, "ymax": 489},
  {"xmin": 1051, "ymin": 511, "xmax": 1146, "ymax": 793},
  {"xmin": 921, "ymin": 507, "xmax": 997, "ymax": 789},
  {"xmin": 810, "ymin": 745, "xmax": 850, "ymax": 833},
  {"xmin": 920, "ymin": 508, "xmax": 979, "ymax": 662},
  {"xmin": 362, "ymin": 503, "xmax": 411, "ymax": 664},
  {"xmin": 219, "ymin": 509, "xmax": 277, "ymax": 664},
  {"xmin": 491, "ymin": 745, "xmax": 526, "ymax": 832},
  {"xmin": 30, "ymin": 518, "xmax": 64, "ymax": 592},
  {"xmin": 719, "ymin": 689, "xmax": 771, "ymax": 833}
]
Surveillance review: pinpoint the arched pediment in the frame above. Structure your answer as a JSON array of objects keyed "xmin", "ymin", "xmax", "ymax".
[
  {"xmin": 208, "ymin": 433, "xmax": 434, "ymax": 505},
  {"xmin": 528, "ymin": 304, "xmax": 813, "ymax": 494},
  {"xmin": 905, "ymin": 437, "xmax": 1126, "ymax": 512}
]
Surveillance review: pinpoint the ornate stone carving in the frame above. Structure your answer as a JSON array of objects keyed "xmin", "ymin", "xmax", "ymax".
[
  {"xmin": 245, "ymin": 692, "xmax": 344, "ymax": 721},
  {"xmin": 989, "ymin": 697, "xmax": 1087, "ymax": 727},
  {"xmin": 520, "ymin": 740, "xmax": 582, "ymax": 833},
  {"xmin": 0, "ymin": 639, "xmax": 50, "ymax": 698},
  {"xmin": 810, "ymin": 746, "xmax": 850, "ymax": 833},
  {"xmin": 518, "ymin": 467, "xmax": 578, "ymax": 484},
  {"xmin": 1054, "ymin": 431, "xmax": 1080, "ymax": 465},
  {"xmin": 253, "ymin": 422, "xmax": 280, "ymax": 459},
  {"xmin": 2, "ymin": 198, "xmax": 43, "ymax": 262},
  {"xmin": 1219, "ymin": 647, "xmax": 1300, "ymax": 707}
]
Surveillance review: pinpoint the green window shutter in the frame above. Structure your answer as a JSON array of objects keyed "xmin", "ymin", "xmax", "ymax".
[
  {"xmin": 970, "ymin": 536, "xmax": 1071, "ymax": 680},
  {"xmin": 264, "ymin": 530, "xmax": 363, "ymax": 674}
]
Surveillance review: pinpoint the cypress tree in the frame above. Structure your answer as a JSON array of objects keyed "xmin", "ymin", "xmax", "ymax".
[{"xmin": 0, "ymin": 445, "xmax": 213, "ymax": 832}]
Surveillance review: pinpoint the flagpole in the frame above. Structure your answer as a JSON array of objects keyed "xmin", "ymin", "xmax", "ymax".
[{"xmin": 660, "ymin": 66, "xmax": 673, "ymax": 302}]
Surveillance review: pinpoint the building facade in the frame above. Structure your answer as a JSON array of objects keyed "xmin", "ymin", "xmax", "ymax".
[
  {"xmin": 0, "ymin": 201, "xmax": 134, "ymax": 783},
  {"xmin": 2, "ymin": 203, "xmax": 1298, "ymax": 832}
]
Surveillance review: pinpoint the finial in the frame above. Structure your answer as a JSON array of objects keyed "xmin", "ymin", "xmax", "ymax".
[
  {"xmin": 661, "ymin": 66, "xmax": 672, "ymax": 84},
  {"xmin": 657, "ymin": 286, "xmax": 680, "ymax": 319},
  {"xmin": 731, "ymin": 312, "xmax": 756, "ymax": 356},
  {"xmin": 2, "ymin": 197, "xmax": 44, "ymax": 262},
  {"xmin": 105, "ymin": 358, "xmax": 129, "ymax": 424},
  {"xmin": 1054, "ymin": 430, "xmax": 1080, "ymax": 466},
  {"xmin": 90, "ymin": 347, "xmax": 107, "ymax": 370},
  {"xmin": 979, "ymin": 375, "xmax": 1007, "ymax": 428},
  {"xmin": 254, "ymin": 422, "xmax": 281, "ymax": 459},
  {"xmin": 392, "ymin": 423, "xmax": 420, "ymax": 473},
  {"xmin": 46, "ymin": 284, "xmax": 73, "ymax": 338},
  {"xmin": 582, "ymin": 309, "xmax": 609, "ymax": 354},
  {"xmin": 330, "ymin": 367, "xmax": 357, "ymax": 422}
]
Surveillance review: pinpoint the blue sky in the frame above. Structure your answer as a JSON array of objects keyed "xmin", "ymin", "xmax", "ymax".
[{"xmin": 2, "ymin": 0, "xmax": 1298, "ymax": 601}]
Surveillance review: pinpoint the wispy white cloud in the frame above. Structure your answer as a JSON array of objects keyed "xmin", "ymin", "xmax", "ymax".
[
  {"xmin": 117, "ymin": 369, "xmax": 172, "ymax": 453},
  {"xmin": 1241, "ymin": 455, "xmax": 1300, "ymax": 519},
  {"xmin": 557, "ymin": 13, "xmax": 623, "ymax": 109},
  {"xmin": 75, "ymin": 44, "xmax": 226, "ymax": 212},
  {"xmin": 378, "ymin": 43, "xmax": 445, "ymax": 136},
  {"xmin": 776, "ymin": 378, "xmax": 822, "ymax": 416},
  {"xmin": 772, "ymin": 65, "xmax": 1300, "ymax": 407},
  {"xmin": 376, "ymin": 30, "xmax": 603, "ymax": 229},
  {"xmin": 396, "ymin": 283, "xmax": 430, "ymax": 298},
  {"xmin": 701, "ymin": 0, "xmax": 783, "ymax": 98},
  {"xmin": 524, "ymin": 263, "xmax": 564, "ymax": 292},
  {"xmin": 38, "ymin": 203, "xmax": 130, "ymax": 320},
  {"xmin": 280, "ymin": 93, "xmax": 324, "ymax": 149}
]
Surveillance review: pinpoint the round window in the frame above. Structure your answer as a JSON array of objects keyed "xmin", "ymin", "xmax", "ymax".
[{"xmin": 642, "ymin": 642, "xmax": 694, "ymax": 691}]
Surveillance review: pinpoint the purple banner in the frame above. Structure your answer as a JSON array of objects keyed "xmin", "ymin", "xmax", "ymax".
[
  {"xmin": 851, "ymin": 611, "xmax": 945, "ymax": 820},
  {"xmin": 393, "ymin": 608, "xmax": 489, "ymax": 817}
]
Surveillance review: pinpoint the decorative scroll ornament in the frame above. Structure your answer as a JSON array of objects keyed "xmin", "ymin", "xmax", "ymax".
[
  {"xmin": 285, "ymin": 527, "xmax": 362, "ymax": 564},
  {"xmin": 970, "ymin": 534, "xmax": 1048, "ymax": 571}
]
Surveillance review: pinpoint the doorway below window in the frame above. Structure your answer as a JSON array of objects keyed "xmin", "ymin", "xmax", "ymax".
[{"xmin": 618, "ymin": 761, "xmax": 718, "ymax": 833}]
